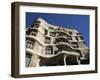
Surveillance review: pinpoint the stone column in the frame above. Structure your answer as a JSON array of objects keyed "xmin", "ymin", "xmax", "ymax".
[
  {"xmin": 30, "ymin": 54, "xmax": 40, "ymax": 67},
  {"xmin": 64, "ymin": 55, "xmax": 67, "ymax": 66},
  {"xmin": 76, "ymin": 56, "xmax": 80, "ymax": 65}
]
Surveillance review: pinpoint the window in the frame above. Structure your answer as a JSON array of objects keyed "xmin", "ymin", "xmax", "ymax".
[
  {"xmin": 30, "ymin": 29, "xmax": 38, "ymax": 36},
  {"xmin": 45, "ymin": 46, "xmax": 53, "ymax": 55},
  {"xmin": 75, "ymin": 37, "xmax": 79, "ymax": 41},
  {"xmin": 26, "ymin": 40, "xmax": 34, "ymax": 49},
  {"xmin": 44, "ymin": 29, "xmax": 48, "ymax": 35},
  {"xmin": 25, "ymin": 53, "xmax": 32, "ymax": 67},
  {"xmin": 69, "ymin": 31, "xmax": 72, "ymax": 35},
  {"xmin": 26, "ymin": 28, "xmax": 31, "ymax": 35},
  {"xmin": 71, "ymin": 42, "xmax": 79, "ymax": 48},
  {"xmin": 45, "ymin": 37, "xmax": 51, "ymax": 44},
  {"xmin": 30, "ymin": 31, "xmax": 36, "ymax": 36},
  {"xmin": 83, "ymin": 41, "xmax": 86, "ymax": 45},
  {"xmin": 34, "ymin": 24, "xmax": 39, "ymax": 28},
  {"xmin": 80, "ymin": 36, "xmax": 84, "ymax": 40},
  {"xmin": 67, "ymin": 36, "xmax": 72, "ymax": 40}
]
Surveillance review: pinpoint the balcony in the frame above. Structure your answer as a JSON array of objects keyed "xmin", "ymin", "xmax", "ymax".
[
  {"xmin": 56, "ymin": 44, "xmax": 73, "ymax": 52},
  {"xmin": 56, "ymin": 32, "xmax": 72, "ymax": 40},
  {"xmin": 31, "ymin": 21, "xmax": 41, "ymax": 27},
  {"xmin": 50, "ymin": 32, "xmax": 56, "ymax": 37},
  {"xmin": 30, "ymin": 29, "xmax": 38, "ymax": 36},
  {"xmin": 26, "ymin": 28, "xmax": 38, "ymax": 36},
  {"xmin": 49, "ymin": 26, "xmax": 54, "ymax": 31},
  {"xmin": 54, "ymin": 37, "xmax": 70, "ymax": 44},
  {"xmin": 57, "ymin": 35, "xmax": 72, "ymax": 40},
  {"xmin": 76, "ymin": 32, "xmax": 82, "ymax": 35},
  {"xmin": 55, "ymin": 28, "xmax": 70, "ymax": 36}
]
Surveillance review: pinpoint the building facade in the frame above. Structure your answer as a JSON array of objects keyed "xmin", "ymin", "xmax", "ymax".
[{"xmin": 26, "ymin": 18, "xmax": 89, "ymax": 67}]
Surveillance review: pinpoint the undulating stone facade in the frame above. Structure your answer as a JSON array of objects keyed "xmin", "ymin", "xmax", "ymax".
[{"xmin": 25, "ymin": 18, "xmax": 89, "ymax": 67}]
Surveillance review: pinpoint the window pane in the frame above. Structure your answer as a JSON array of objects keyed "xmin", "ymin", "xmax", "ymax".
[{"xmin": 25, "ymin": 54, "xmax": 32, "ymax": 67}]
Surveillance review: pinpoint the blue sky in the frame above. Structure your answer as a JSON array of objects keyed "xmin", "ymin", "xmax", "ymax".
[{"xmin": 26, "ymin": 12, "xmax": 89, "ymax": 47}]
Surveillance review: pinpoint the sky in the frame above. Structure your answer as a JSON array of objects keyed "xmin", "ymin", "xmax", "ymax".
[{"xmin": 26, "ymin": 12, "xmax": 89, "ymax": 47}]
